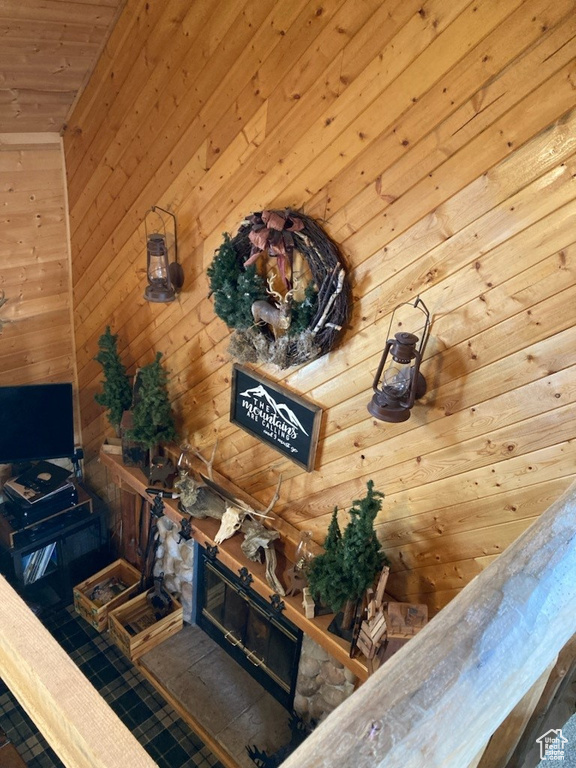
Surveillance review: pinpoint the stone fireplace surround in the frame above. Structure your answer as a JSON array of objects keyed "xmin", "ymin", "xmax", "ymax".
[{"xmin": 99, "ymin": 451, "xmax": 367, "ymax": 729}]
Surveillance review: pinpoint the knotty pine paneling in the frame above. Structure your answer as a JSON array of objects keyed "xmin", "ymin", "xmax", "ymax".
[
  {"xmin": 65, "ymin": 0, "xmax": 576, "ymax": 614},
  {"xmin": 0, "ymin": 136, "xmax": 76, "ymax": 388},
  {"xmin": 0, "ymin": 0, "xmax": 124, "ymax": 133}
]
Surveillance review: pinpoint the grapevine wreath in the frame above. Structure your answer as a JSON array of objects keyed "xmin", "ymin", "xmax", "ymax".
[{"xmin": 207, "ymin": 209, "xmax": 350, "ymax": 368}]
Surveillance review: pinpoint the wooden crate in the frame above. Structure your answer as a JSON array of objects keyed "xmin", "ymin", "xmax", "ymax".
[
  {"xmin": 108, "ymin": 589, "xmax": 183, "ymax": 661},
  {"xmin": 73, "ymin": 559, "xmax": 141, "ymax": 632}
]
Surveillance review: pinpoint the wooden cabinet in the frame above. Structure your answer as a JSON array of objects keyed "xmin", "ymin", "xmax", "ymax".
[{"xmin": 0, "ymin": 743, "xmax": 27, "ymax": 768}]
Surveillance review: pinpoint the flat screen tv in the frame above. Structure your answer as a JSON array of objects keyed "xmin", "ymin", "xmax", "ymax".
[{"xmin": 0, "ymin": 383, "xmax": 75, "ymax": 465}]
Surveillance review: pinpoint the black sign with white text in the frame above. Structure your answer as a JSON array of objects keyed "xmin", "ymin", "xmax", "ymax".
[{"xmin": 230, "ymin": 365, "xmax": 321, "ymax": 472}]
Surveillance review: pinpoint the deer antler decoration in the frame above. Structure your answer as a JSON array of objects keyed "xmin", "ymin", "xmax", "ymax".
[
  {"xmin": 251, "ymin": 275, "xmax": 298, "ymax": 339},
  {"xmin": 214, "ymin": 474, "xmax": 283, "ymax": 544}
]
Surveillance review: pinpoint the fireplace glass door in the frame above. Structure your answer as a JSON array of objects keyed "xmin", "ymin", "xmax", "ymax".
[{"xmin": 196, "ymin": 546, "xmax": 302, "ymax": 709}]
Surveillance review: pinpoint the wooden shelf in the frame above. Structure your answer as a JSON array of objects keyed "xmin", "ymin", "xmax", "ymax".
[{"xmin": 99, "ymin": 449, "xmax": 368, "ymax": 682}]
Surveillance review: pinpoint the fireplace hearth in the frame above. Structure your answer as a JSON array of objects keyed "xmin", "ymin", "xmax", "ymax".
[{"xmin": 193, "ymin": 542, "xmax": 303, "ymax": 710}]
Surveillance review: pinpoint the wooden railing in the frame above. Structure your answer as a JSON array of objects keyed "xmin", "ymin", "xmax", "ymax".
[
  {"xmin": 0, "ymin": 576, "xmax": 157, "ymax": 768},
  {"xmin": 0, "ymin": 480, "xmax": 574, "ymax": 768}
]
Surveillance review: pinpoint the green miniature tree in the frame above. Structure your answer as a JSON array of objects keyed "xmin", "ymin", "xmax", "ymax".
[
  {"xmin": 307, "ymin": 481, "xmax": 388, "ymax": 630},
  {"xmin": 127, "ymin": 352, "xmax": 176, "ymax": 451},
  {"xmin": 207, "ymin": 234, "xmax": 267, "ymax": 329},
  {"xmin": 307, "ymin": 508, "xmax": 349, "ymax": 612},
  {"xmin": 341, "ymin": 480, "xmax": 388, "ymax": 625},
  {"xmin": 94, "ymin": 326, "xmax": 132, "ymax": 435}
]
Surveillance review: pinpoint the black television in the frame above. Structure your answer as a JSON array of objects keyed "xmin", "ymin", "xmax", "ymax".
[{"xmin": 0, "ymin": 383, "xmax": 75, "ymax": 465}]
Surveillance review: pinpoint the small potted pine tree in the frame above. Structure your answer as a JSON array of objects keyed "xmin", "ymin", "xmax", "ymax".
[
  {"xmin": 94, "ymin": 326, "xmax": 132, "ymax": 453},
  {"xmin": 122, "ymin": 352, "xmax": 176, "ymax": 469},
  {"xmin": 308, "ymin": 481, "xmax": 388, "ymax": 638}
]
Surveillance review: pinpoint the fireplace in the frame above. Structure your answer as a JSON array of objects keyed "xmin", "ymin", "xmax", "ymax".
[{"xmin": 193, "ymin": 543, "xmax": 303, "ymax": 710}]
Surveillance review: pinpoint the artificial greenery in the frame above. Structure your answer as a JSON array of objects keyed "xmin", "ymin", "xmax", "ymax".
[
  {"xmin": 308, "ymin": 481, "xmax": 388, "ymax": 623},
  {"xmin": 342, "ymin": 480, "xmax": 388, "ymax": 602},
  {"xmin": 307, "ymin": 508, "xmax": 348, "ymax": 614},
  {"xmin": 288, "ymin": 281, "xmax": 318, "ymax": 337},
  {"xmin": 127, "ymin": 352, "xmax": 176, "ymax": 450},
  {"xmin": 94, "ymin": 326, "xmax": 132, "ymax": 435},
  {"xmin": 206, "ymin": 234, "xmax": 267, "ymax": 329}
]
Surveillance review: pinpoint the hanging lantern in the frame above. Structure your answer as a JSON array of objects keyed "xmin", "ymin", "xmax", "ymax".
[
  {"xmin": 145, "ymin": 232, "xmax": 174, "ymax": 302},
  {"xmin": 144, "ymin": 206, "xmax": 184, "ymax": 303},
  {"xmin": 368, "ymin": 298, "xmax": 431, "ymax": 423}
]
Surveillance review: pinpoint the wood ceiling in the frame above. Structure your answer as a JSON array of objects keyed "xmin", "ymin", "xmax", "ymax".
[{"xmin": 0, "ymin": 0, "xmax": 124, "ymax": 134}]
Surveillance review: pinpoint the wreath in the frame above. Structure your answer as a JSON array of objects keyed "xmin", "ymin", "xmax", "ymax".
[{"xmin": 207, "ymin": 209, "xmax": 350, "ymax": 368}]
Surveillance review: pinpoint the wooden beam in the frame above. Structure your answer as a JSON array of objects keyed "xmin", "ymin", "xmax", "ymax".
[
  {"xmin": 0, "ymin": 577, "xmax": 156, "ymax": 768},
  {"xmin": 279, "ymin": 480, "xmax": 576, "ymax": 768}
]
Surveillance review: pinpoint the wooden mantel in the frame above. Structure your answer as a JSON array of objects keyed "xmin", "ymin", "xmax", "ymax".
[{"xmin": 99, "ymin": 449, "xmax": 369, "ymax": 682}]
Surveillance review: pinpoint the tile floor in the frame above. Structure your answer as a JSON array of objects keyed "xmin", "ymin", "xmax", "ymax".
[{"xmin": 141, "ymin": 625, "xmax": 293, "ymax": 768}]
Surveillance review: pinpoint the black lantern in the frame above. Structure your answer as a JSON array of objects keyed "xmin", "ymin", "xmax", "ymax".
[
  {"xmin": 368, "ymin": 298, "xmax": 430, "ymax": 423},
  {"xmin": 144, "ymin": 206, "xmax": 184, "ymax": 303}
]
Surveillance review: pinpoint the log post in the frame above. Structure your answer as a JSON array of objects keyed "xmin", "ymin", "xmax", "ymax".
[{"xmin": 280, "ymin": 481, "xmax": 576, "ymax": 768}]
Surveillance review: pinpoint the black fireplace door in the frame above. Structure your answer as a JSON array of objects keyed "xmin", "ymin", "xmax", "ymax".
[{"xmin": 195, "ymin": 545, "xmax": 302, "ymax": 710}]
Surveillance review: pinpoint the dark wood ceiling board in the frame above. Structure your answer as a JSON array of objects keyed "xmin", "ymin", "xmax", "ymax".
[
  {"xmin": 0, "ymin": 0, "xmax": 124, "ymax": 133},
  {"xmin": 0, "ymin": 1, "xmax": 118, "ymax": 27},
  {"xmin": 0, "ymin": 19, "xmax": 108, "ymax": 44}
]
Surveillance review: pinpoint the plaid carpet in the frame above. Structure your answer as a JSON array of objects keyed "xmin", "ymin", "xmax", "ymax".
[{"xmin": 0, "ymin": 605, "xmax": 224, "ymax": 768}]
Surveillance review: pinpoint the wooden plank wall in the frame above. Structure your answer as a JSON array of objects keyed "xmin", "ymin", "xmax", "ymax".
[
  {"xmin": 65, "ymin": 0, "xmax": 576, "ymax": 614},
  {"xmin": 0, "ymin": 134, "xmax": 75, "ymax": 388},
  {"xmin": 0, "ymin": 0, "xmax": 125, "ymax": 133}
]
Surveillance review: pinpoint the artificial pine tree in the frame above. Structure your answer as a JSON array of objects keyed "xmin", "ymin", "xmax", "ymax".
[
  {"xmin": 128, "ymin": 352, "xmax": 176, "ymax": 452},
  {"xmin": 207, "ymin": 234, "xmax": 267, "ymax": 329},
  {"xmin": 307, "ymin": 481, "xmax": 388, "ymax": 631},
  {"xmin": 341, "ymin": 480, "xmax": 388, "ymax": 627},
  {"xmin": 307, "ymin": 508, "xmax": 349, "ymax": 613},
  {"xmin": 94, "ymin": 326, "xmax": 132, "ymax": 435}
]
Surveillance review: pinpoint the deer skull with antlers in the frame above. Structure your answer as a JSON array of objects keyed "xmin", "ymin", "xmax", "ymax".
[
  {"xmin": 213, "ymin": 475, "xmax": 282, "ymax": 546},
  {"xmin": 251, "ymin": 276, "xmax": 297, "ymax": 339}
]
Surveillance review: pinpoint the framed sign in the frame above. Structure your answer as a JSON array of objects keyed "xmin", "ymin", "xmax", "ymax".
[{"xmin": 230, "ymin": 364, "xmax": 322, "ymax": 472}]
